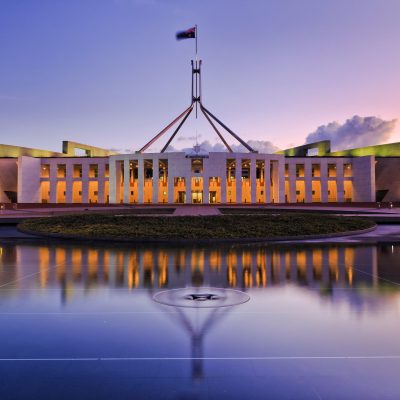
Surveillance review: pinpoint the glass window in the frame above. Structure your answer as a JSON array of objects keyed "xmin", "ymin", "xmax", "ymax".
[
  {"xmin": 73, "ymin": 164, "xmax": 82, "ymax": 178},
  {"xmin": 191, "ymin": 159, "xmax": 203, "ymax": 174},
  {"xmin": 328, "ymin": 164, "xmax": 337, "ymax": 177},
  {"xmin": 312, "ymin": 164, "xmax": 320, "ymax": 177},
  {"xmin": 296, "ymin": 164, "xmax": 304, "ymax": 178},
  {"xmin": 89, "ymin": 164, "xmax": 98, "ymax": 178},
  {"xmin": 344, "ymin": 163, "xmax": 352, "ymax": 177},
  {"xmin": 57, "ymin": 164, "xmax": 66, "ymax": 178},
  {"xmin": 41, "ymin": 164, "xmax": 50, "ymax": 178}
]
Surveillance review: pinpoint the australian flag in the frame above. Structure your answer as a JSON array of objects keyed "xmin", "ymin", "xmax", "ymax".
[{"xmin": 176, "ymin": 27, "xmax": 196, "ymax": 40}]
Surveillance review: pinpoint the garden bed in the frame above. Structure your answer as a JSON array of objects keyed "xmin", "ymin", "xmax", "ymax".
[{"xmin": 18, "ymin": 213, "xmax": 376, "ymax": 242}]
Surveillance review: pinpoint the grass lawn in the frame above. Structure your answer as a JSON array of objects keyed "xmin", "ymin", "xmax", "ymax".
[{"xmin": 18, "ymin": 213, "xmax": 376, "ymax": 241}]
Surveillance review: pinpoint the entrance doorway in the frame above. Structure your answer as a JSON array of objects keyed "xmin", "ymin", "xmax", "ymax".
[
  {"xmin": 178, "ymin": 191, "xmax": 186, "ymax": 203},
  {"xmin": 192, "ymin": 191, "xmax": 203, "ymax": 204},
  {"xmin": 209, "ymin": 191, "xmax": 217, "ymax": 204}
]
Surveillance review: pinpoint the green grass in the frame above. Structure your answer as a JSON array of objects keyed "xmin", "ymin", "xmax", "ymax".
[{"xmin": 18, "ymin": 213, "xmax": 375, "ymax": 241}]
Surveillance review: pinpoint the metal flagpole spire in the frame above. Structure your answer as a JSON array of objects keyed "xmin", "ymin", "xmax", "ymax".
[
  {"xmin": 137, "ymin": 26, "xmax": 257, "ymax": 154},
  {"xmin": 195, "ymin": 24, "xmax": 198, "ymax": 60},
  {"xmin": 195, "ymin": 24, "xmax": 198, "ymax": 118}
]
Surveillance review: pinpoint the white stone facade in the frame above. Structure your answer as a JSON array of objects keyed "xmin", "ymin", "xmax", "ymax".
[{"xmin": 0, "ymin": 152, "xmax": 377, "ymax": 204}]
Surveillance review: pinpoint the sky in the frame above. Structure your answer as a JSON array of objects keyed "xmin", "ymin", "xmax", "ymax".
[{"xmin": 0, "ymin": 0, "xmax": 399, "ymax": 153}]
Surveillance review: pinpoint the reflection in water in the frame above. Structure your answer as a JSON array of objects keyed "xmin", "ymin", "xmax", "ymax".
[
  {"xmin": 0, "ymin": 243, "xmax": 399, "ymax": 306},
  {"xmin": 0, "ymin": 242, "xmax": 400, "ymax": 395}
]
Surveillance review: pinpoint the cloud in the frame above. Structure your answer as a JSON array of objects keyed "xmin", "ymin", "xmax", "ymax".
[
  {"xmin": 165, "ymin": 139, "xmax": 280, "ymax": 154},
  {"xmin": 165, "ymin": 140, "xmax": 225, "ymax": 153},
  {"xmin": 305, "ymin": 115, "xmax": 397, "ymax": 151},
  {"xmin": 231, "ymin": 140, "xmax": 280, "ymax": 154}
]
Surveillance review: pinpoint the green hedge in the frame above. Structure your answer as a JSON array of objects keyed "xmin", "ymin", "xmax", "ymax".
[{"xmin": 18, "ymin": 213, "xmax": 375, "ymax": 240}]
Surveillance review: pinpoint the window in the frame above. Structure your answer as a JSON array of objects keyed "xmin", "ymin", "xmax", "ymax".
[
  {"xmin": 296, "ymin": 164, "xmax": 304, "ymax": 178},
  {"xmin": 312, "ymin": 164, "xmax": 320, "ymax": 177},
  {"xmin": 226, "ymin": 159, "xmax": 235, "ymax": 180},
  {"xmin": 344, "ymin": 163, "xmax": 352, "ymax": 177},
  {"xmin": 41, "ymin": 164, "xmax": 50, "ymax": 178},
  {"xmin": 73, "ymin": 164, "xmax": 82, "ymax": 178},
  {"xmin": 241, "ymin": 160, "xmax": 250, "ymax": 179},
  {"xmin": 328, "ymin": 164, "xmax": 337, "ymax": 177},
  {"xmin": 57, "ymin": 164, "xmax": 66, "ymax": 178},
  {"xmin": 191, "ymin": 159, "xmax": 203, "ymax": 174},
  {"xmin": 89, "ymin": 164, "xmax": 98, "ymax": 178}
]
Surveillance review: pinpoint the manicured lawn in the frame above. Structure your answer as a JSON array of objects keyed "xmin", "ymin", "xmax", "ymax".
[{"xmin": 18, "ymin": 213, "xmax": 375, "ymax": 241}]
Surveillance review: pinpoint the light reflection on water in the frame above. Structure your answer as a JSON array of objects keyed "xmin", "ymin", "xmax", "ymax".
[
  {"xmin": 1, "ymin": 242, "xmax": 400, "ymax": 398},
  {"xmin": 0, "ymin": 243, "xmax": 399, "ymax": 311}
]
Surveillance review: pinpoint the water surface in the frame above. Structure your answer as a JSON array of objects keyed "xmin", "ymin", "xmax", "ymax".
[{"xmin": 0, "ymin": 241, "xmax": 399, "ymax": 399}]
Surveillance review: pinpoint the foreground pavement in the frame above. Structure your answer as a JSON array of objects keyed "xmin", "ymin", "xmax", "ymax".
[{"xmin": 0, "ymin": 204, "xmax": 400, "ymax": 220}]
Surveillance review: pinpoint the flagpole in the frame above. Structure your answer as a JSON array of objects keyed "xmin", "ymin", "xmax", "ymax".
[
  {"xmin": 195, "ymin": 24, "xmax": 198, "ymax": 60},
  {"xmin": 195, "ymin": 24, "xmax": 198, "ymax": 118}
]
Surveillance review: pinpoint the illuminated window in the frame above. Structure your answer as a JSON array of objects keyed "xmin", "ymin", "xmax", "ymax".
[
  {"xmin": 41, "ymin": 164, "xmax": 50, "ymax": 178},
  {"xmin": 312, "ymin": 164, "xmax": 320, "ymax": 177},
  {"xmin": 191, "ymin": 159, "xmax": 203, "ymax": 174},
  {"xmin": 328, "ymin": 164, "xmax": 337, "ymax": 177},
  {"xmin": 73, "ymin": 164, "xmax": 82, "ymax": 178},
  {"xmin": 57, "ymin": 164, "xmax": 66, "ymax": 178},
  {"xmin": 344, "ymin": 163, "xmax": 352, "ymax": 177},
  {"xmin": 296, "ymin": 164, "xmax": 304, "ymax": 178},
  {"xmin": 89, "ymin": 164, "xmax": 98, "ymax": 178}
]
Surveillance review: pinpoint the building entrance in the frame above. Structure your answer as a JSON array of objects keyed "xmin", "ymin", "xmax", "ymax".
[
  {"xmin": 192, "ymin": 191, "xmax": 203, "ymax": 204},
  {"xmin": 178, "ymin": 191, "xmax": 186, "ymax": 203},
  {"xmin": 209, "ymin": 191, "xmax": 217, "ymax": 204}
]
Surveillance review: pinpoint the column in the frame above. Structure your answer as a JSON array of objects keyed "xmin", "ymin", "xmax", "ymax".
[
  {"xmin": 49, "ymin": 162, "xmax": 57, "ymax": 204},
  {"xmin": 109, "ymin": 159, "xmax": 117, "ymax": 204},
  {"xmin": 152, "ymin": 157, "xmax": 159, "ymax": 204},
  {"xmin": 203, "ymin": 176, "xmax": 209, "ymax": 204},
  {"xmin": 277, "ymin": 160, "xmax": 285, "ymax": 203},
  {"xmin": 304, "ymin": 162, "xmax": 312, "ymax": 203},
  {"xmin": 288, "ymin": 162, "xmax": 296, "ymax": 203},
  {"xmin": 97, "ymin": 163, "xmax": 105, "ymax": 204},
  {"xmin": 264, "ymin": 159, "xmax": 270, "ymax": 204},
  {"xmin": 123, "ymin": 158, "xmax": 130, "ymax": 204},
  {"xmin": 221, "ymin": 163, "xmax": 227, "ymax": 203},
  {"xmin": 81, "ymin": 163, "xmax": 89, "ymax": 203},
  {"xmin": 138, "ymin": 158, "xmax": 144, "ymax": 204},
  {"xmin": 250, "ymin": 159, "xmax": 256, "ymax": 204},
  {"xmin": 185, "ymin": 174, "xmax": 191, "ymax": 204},
  {"xmin": 65, "ymin": 163, "xmax": 73, "ymax": 204},
  {"xmin": 320, "ymin": 160, "xmax": 328, "ymax": 203},
  {"xmin": 336, "ymin": 161, "xmax": 344, "ymax": 202},
  {"xmin": 168, "ymin": 174, "xmax": 174, "ymax": 203}
]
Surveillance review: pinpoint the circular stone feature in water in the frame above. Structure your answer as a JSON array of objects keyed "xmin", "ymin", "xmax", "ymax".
[{"xmin": 153, "ymin": 287, "xmax": 250, "ymax": 308}]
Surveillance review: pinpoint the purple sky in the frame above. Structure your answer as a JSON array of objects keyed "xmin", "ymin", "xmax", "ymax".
[{"xmin": 1, "ymin": 0, "xmax": 399, "ymax": 153}]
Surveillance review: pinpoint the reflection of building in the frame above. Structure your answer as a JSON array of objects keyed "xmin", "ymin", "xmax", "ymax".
[
  {"xmin": 2, "ymin": 243, "xmax": 399, "ymax": 314},
  {"xmin": 0, "ymin": 243, "xmax": 380, "ymax": 291}
]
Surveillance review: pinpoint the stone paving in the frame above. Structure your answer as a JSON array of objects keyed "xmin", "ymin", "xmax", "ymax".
[{"xmin": 1, "ymin": 204, "xmax": 400, "ymax": 220}]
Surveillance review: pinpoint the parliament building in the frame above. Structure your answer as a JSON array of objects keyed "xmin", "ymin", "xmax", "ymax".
[{"xmin": 1, "ymin": 138, "xmax": 399, "ymax": 205}]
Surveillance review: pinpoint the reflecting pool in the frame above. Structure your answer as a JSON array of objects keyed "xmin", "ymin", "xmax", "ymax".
[{"xmin": 0, "ymin": 241, "xmax": 400, "ymax": 399}]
